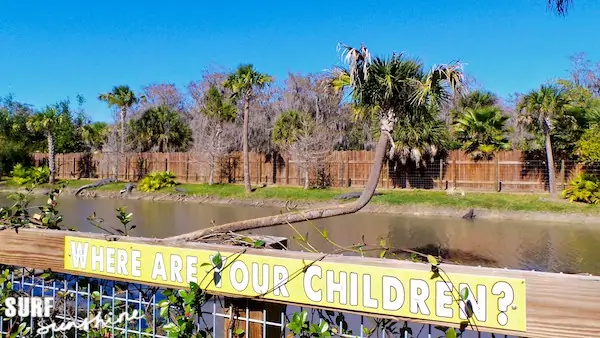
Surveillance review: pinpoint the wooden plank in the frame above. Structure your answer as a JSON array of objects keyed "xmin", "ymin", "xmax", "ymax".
[{"xmin": 0, "ymin": 229, "xmax": 599, "ymax": 337}]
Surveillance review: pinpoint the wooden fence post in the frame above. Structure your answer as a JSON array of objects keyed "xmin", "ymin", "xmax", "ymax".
[
  {"xmin": 223, "ymin": 236, "xmax": 288, "ymax": 338},
  {"xmin": 285, "ymin": 157, "xmax": 290, "ymax": 185},
  {"xmin": 495, "ymin": 159, "xmax": 500, "ymax": 192},
  {"xmin": 257, "ymin": 160, "xmax": 261, "ymax": 185},
  {"xmin": 561, "ymin": 160, "xmax": 566, "ymax": 190},
  {"xmin": 186, "ymin": 156, "xmax": 190, "ymax": 182},
  {"xmin": 345, "ymin": 156, "xmax": 350, "ymax": 187},
  {"xmin": 438, "ymin": 159, "xmax": 444, "ymax": 190},
  {"xmin": 453, "ymin": 160, "xmax": 458, "ymax": 188},
  {"xmin": 165, "ymin": 158, "xmax": 168, "ymax": 172}
]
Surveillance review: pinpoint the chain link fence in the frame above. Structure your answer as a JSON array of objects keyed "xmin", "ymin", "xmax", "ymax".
[{"xmin": 0, "ymin": 266, "xmax": 515, "ymax": 338}]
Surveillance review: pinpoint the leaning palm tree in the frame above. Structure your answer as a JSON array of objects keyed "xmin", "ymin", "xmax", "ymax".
[
  {"xmin": 517, "ymin": 85, "xmax": 568, "ymax": 198},
  {"xmin": 26, "ymin": 106, "xmax": 64, "ymax": 184},
  {"xmin": 223, "ymin": 65, "xmax": 273, "ymax": 193},
  {"xmin": 166, "ymin": 44, "xmax": 465, "ymax": 242},
  {"xmin": 98, "ymin": 85, "xmax": 140, "ymax": 154}
]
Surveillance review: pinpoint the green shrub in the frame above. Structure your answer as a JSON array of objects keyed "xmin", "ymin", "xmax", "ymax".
[
  {"xmin": 562, "ymin": 173, "xmax": 600, "ymax": 204},
  {"xmin": 11, "ymin": 164, "xmax": 50, "ymax": 185},
  {"xmin": 0, "ymin": 141, "xmax": 33, "ymax": 176},
  {"xmin": 138, "ymin": 171, "xmax": 178, "ymax": 192}
]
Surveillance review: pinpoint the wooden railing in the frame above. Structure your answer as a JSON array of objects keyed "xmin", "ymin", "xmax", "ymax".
[{"xmin": 0, "ymin": 228, "xmax": 599, "ymax": 337}]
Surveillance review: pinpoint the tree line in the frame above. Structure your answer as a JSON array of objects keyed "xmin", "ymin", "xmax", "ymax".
[{"xmin": 2, "ymin": 45, "xmax": 600, "ymax": 196}]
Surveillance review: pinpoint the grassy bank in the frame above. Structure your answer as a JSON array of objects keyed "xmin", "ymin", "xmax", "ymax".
[{"xmin": 1, "ymin": 178, "xmax": 596, "ymax": 215}]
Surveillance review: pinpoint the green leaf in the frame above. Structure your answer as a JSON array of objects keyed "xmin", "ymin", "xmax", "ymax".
[
  {"xmin": 162, "ymin": 323, "xmax": 177, "ymax": 331},
  {"xmin": 427, "ymin": 255, "xmax": 439, "ymax": 266},
  {"xmin": 253, "ymin": 239, "xmax": 265, "ymax": 248},
  {"xmin": 17, "ymin": 322, "xmax": 26, "ymax": 333},
  {"xmin": 460, "ymin": 287, "xmax": 469, "ymax": 301},
  {"xmin": 233, "ymin": 328, "xmax": 245, "ymax": 336},
  {"xmin": 159, "ymin": 305, "xmax": 169, "ymax": 318},
  {"xmin": 211, "ymin": 253, "xmax": 223, "ymax": 268},
  {"xmin": 319, "ymin": 321, "xmax": 329, "ymax": 333},
  {"xmin": 446, "ymin": 328, "xmax": 457, "ymax": 338},
  {"xmin": 300, "ymin": 310, "xmax": 308, "ymax": 324},
  {"xmin": 178, "ymin": 290, "xmax": 188, "ymax": 298}
]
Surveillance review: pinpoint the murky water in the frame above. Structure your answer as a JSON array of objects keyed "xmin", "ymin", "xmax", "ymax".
[{"xmin": 3, "ymin": 194, "xmax": 600, "ymax": 275}]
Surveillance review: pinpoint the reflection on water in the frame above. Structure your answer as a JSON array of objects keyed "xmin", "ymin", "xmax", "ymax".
[{"xmin": 3, "ymin": 194, "xmax": 600, "ymax": 275}]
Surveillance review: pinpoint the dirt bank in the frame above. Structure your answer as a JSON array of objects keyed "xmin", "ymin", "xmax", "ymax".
[{"xmin": 2, "ymin": 186, "xmax": 599, "ymax": 225}]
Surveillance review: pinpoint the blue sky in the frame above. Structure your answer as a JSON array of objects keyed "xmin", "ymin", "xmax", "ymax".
[{"xmin": 1, "ymin": 0, "xmax": 599, "ymax": 122}]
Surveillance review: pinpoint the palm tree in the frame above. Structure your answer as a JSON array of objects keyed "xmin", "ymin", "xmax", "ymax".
[
  {"xmin": 130, "ymin": 105, "xmax": 192, "ymax": 153},
  {"xmin": 517, "ymin": 85, "xmax": 568, "ymax": 197},
  {"xmin": 200, "ymin": 84, "xmax": 237, "ymax": 184},
  {"xmin": 333, "ymin": 47, "xmax": 466, "ymax": 182},
  {"xmin": 453, "ymin": 106, "xmax": 511, "ymax": 160},
  {"xmin": 223, "ymin": 65, "xmax": 273, "ymax": 193},
  {"xmin": 26, "ymin": 106, "xmax": 64, "ymax": 184},
  {"xmin": 391, "ymin": 105, "xmax": 450, "ymax": 166},
  {"xmin": 165, "ymin": 44, "xmax": 466, "ymax": 241},
  {"xmin": 272, "ymin": 110, "xmax": 315, "ymax": 189},
  {"xmin": 81, "ymin": 122, "xmax": 109, "ymax": 152},
  {"xmin": 450, "ymin": 90, "xmax": 498, "ymax": 120},
  {"xmin": 97, "ymin": 85, "xmax": 140, "ymax": 154}
]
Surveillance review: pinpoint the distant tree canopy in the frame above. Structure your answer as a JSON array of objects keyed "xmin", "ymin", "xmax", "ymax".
[{"xmin": 1, "ymin": 45, "xmax": 600, "ymax": 186}]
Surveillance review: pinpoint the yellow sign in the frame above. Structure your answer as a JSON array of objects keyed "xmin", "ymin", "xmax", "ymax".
[{"xmin": 64, "ymin": 236, "xmax": 526, "ymax": 332}]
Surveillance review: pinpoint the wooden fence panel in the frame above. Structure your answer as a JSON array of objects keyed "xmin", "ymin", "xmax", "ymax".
[{"xmin": 29, "ymin": 150, "xmax": 598, "ymax": 192}]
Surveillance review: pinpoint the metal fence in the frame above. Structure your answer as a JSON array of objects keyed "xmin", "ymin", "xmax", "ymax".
[{"xmin": 0, "ymin": 266, "xmax": 517, "ymax": 338}]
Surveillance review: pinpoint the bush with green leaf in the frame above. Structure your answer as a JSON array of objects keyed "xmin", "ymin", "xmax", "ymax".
[
  {"xmin": 0, "ymin": 140, "xmax": 33, "ymax": 177},
  {"xmin": 138, "ymin": 171, "xmax": 178, "ymax": 192},
  {"xmin": 11, "ymin": 164, "xmax": 50, "ymax": 185},
  {"xmin": 562, "ymin": 173, "xmax": 600, "ymax": 204}
]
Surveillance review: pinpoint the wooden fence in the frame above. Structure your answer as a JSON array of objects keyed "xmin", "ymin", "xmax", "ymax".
[{"xmin": 31, "ymin": 150, "xmax": 591, "ymax": 192}]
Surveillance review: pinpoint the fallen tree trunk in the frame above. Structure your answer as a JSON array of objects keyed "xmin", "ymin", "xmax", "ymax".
[
  {"xmin": 165, "ymin": 134, "xmax": 389, "ymax": 242},
  {"xmin": 74, "ymin": 178, "xmax": 117, "ymax": 196}
]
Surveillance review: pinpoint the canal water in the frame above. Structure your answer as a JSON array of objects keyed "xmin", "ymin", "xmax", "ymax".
[{"xmin": 2, "ymin": 193, "xmax": 600, "ymax": 275}]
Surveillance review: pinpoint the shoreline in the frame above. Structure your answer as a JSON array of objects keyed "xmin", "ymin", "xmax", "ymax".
[{"xmin": 2, "ymin": 186, "xmax": 600, "ymax": 225}]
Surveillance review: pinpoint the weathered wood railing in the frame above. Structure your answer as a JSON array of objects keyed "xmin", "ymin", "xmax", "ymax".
[{"xmin": 1, "ymin": 228, "xmax": 599, "ymax": 338}]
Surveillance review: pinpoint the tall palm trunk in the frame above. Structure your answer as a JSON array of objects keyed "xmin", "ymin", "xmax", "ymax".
[
  {"xmin": 242, "ymin": 94, "xmax": 252, "ymax": 193},
  {"xmin": 271, "ymin": 150, "xmax": 277, "ymax": 184},
  {"xmin": 114, "ymin": 107, "xmax": 126, "ymax": 180},
  {"xmin": 47, "ymin": 133, "xmax": 56, "ymax": 184},
  {"xmin": 543, "ymin": 120, "xmax": 557, "ymax": 197},
  {"xmin": 209, "ymin": 123, "xmax": 223, "ymax": 186},
  {"xmin": 120, "ymin": 107, "xmax": 126, "ymax": 154},
  {"xmin": 303, "ymin": 167, "xmax": 309, "ymax": 190},
  {"xmin": 208, "ymin": 154, "xmax": 215, "ymax": 185}
]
